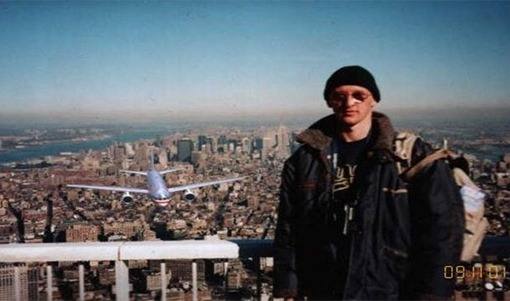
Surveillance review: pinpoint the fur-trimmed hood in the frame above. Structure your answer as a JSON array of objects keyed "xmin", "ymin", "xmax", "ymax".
[{"xmin": 296, "ymin": 111, "xmax": 396, "ymax": 158}]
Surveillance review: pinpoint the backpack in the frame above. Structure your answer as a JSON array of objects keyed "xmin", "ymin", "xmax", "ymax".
[{"xmin": 393, "ymin": 131, "xmax": 489, "ymax": 262}]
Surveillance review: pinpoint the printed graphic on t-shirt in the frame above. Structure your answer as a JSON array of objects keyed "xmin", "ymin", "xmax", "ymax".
[{"xmin": 333, "ymin": 164, "xmax": 357, "ymax": 192}]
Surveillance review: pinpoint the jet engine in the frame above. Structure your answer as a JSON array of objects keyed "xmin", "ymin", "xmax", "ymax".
[
  {"xmin": 121, "ymin": 192, "xmax": 134, "ymax": 204},
  {"xmin": 183, "ymin": 189, "xmax": 196, "ymax": 201}
]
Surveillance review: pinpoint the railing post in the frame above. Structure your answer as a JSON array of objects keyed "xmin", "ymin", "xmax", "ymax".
[
  {"xmin": 161, "ymin": 262, "xmax": 167, "ymax": 301},
  {"xmin": 255, "ymin": 257, "xmax": 261, "ymax": 300},
  {"xmin": 192, "ymin": 260, "xmax": 197, "ymax": 301},
  {"xmin": 78, "ymin": 264, "xmax": 85, "ymax": 301},
  {"xmin": 14, "ymin": 266, "xmax": 21, "ymax": 301},
  {"xmin": 115, "ymin": 260, "xmax": 129, "ymax": 301},
  {"xmin": 46, "ymin": 265, "xmax": 53, "ymax": 301},
  {"xmin": 223, "ymin": 261, "xmax": 229, "ymax": 293}
]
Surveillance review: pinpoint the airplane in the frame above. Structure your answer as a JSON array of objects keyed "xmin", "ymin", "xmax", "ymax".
[{"xmin": 67, "ymin": 151, "xmax": 244, "ymax": 207}]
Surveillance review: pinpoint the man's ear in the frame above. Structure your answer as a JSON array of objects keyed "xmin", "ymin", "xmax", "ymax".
[{"xmin": 326, "ymin": 100, "xmax": 333, "ymax": 108}]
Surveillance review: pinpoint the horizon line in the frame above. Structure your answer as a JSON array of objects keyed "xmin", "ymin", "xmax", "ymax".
[{"xmin": 1, "ymin": 105, "xmax": 509, "ymax": 126}]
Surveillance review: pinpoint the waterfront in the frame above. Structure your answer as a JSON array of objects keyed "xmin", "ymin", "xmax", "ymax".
[
  {"xmin": 2, "ymin": 114, "xmax": 510, "ymax": 165},
  {"xmin": 0, "ymin": 129, "xmax": 174, "ymax": 164}
]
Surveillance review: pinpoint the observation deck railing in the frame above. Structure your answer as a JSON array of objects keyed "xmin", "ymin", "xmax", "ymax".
[{"xmin": 0, "ymin": 237, "xmax": 507, "ymax": 301}]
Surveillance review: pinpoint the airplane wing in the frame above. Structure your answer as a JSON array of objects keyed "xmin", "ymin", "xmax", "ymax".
[
  {"xmin": 66, "ymin": 184, "xmax": 149, "ymax": 194},
  {"xmin": 119, "ymin": 170, "xmax": 148, "ymax": 176},
  {"xmin": 159, "ymin": 168, "xmax": 184, "ymax": 175},
  {"xmin": 167, "ymin": 177, "xmax": 245, "ymax": 193}
]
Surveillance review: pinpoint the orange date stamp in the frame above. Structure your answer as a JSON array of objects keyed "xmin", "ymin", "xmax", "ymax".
[{"xmin": 443, "ymin": 263, "xmax": 506, "ymax": 281}]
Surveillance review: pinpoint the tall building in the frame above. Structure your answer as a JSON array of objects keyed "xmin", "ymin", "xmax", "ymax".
[
  {"xmin": 157, "ymin": 149, "xmax": 168, "ymax": 168},
  {"xmin": 167, "ymin": 260, "xmax": 205, "ymax": 284},
  {"xmin": 241, "ymin": 138, "xmax": 252, "ymax": 154},
  {"xmin": 264, "ymin": 130, "xmax": 277, "ymax": 148},
  {"xmin": 103, "ymin": 222, "xmax": 139, "ymax": 238},
  {"xmin": 253, "ymin": 138, "xmax": 263, "ymax": 151},
  {"xmin": 209, "ymin": 137, "xmax": 217, "ymax": 153},
  {"xmin": 124, "ymin": 143, "xmax": 135, "ymax": 157},
  {"xmin": 198, "ymin": 135, "xmax": 208, "ymax": 150},
  {"xmin": 177, "ymin": 138, "xmax": 193, "ymax": 162},
  {"xmin": 275, "ymin": 125, "xmax": 290, "ymax": 158},
  {"xmin": 99, "ymin": 268, "xmax": 115, "ymax": 286},
  {"xmin": 228, "ymin": 142, "xmax": 235, "ymax": 153},
  {"xmin": 218, "ymin": 135, "xmax": 227, "ymax": 145},
  {"xmin": 161, "ymin": 137, "xmax": 173, "ymax": 149},
  {"xmin": 145, "ymin": 273, "xmax": 166, "ymax": 291},
  {"xmin": 227, "ymin": 271, "xmax": 242, "ymax": 291},
  {"xmin": 113, "ymin": 143, "xmax": 125, "ymax": 161},
  {"xmin": 134, "ymin": 142, "xmax": 150, "ymax": 170},
  {"xmin": 261, "ymin": 137, "xmax": 272, "ymax": 160},
  {"xmin": 0, "ymin": 264, "xmax": 39, "ymax": 301},
  {"xmin": 81, "ymin": 152, "xmax": 100, "ymax": 171},
  {"xmin": 65, "ymin": 224, "xmax": 99, "ymax": 242}
]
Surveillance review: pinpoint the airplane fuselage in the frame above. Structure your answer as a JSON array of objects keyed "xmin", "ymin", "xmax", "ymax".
[
  {"xmin": 67, "ymin": 159, "xmax": 244, "ymax": 209},
  {"xmin": 147, "ymin": 169, "xmax": 171, "ymax": 206}
]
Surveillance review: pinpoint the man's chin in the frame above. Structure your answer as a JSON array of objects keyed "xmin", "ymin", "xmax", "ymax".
[{"xmin": 336, "ymin": 115, "xmax": 360, "ymax": 126}]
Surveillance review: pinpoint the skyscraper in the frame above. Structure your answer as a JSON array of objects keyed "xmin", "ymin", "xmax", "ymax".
[
  {"xmin": 134, "ymin": 143, "xmax": 150, "ymax": 170},
  {"xmin": 198, "ymin": 135, "xmax": 208, "ymax": 150},
  {"xmin": 241, "ymin": 138, "xmax": 252, "ymax": 154},
  {"xmin": 276, "ymin": 125, "xmax": 290, "ymax": 158},
  {"xmin": 0, "ymin": 264, "xmax": 39, "ymax": 301},
  {"xmin": 261, "ymin": 137, "xmax": 272, "ymax": 160},
  {"xmin": 253, "ymin": 138, "xmax": 263, "ymax": 151},
  {"xmin": 113, "ymin": 143, "xmax": 126, "ymax": 164},
  {"xmin": 218, "ymin": 135, "xmax": 227, "ymax": 145},
  {"xmin": 207, "ymin": 137, "xmax": 215, "ymax": 150},
  {"xmin": 177, "ymin": 138, "xmax": 194, "ymax": 162},
  {"xmin": 124, "ymin": 143, "xmax": 135, "ymax": 157},
  {"xmin": 157, "ymin": 149, "xmax": 168, "ymax": 168}
]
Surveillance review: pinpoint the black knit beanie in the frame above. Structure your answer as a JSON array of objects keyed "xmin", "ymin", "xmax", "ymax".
[{"xmin": 323, "ymin": 65, "xmax": 380, "ymax": 102}]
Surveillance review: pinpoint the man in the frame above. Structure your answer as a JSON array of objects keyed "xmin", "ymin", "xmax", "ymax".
[{"xmin": 273, "ymin": 66, "xmax": 464, "ymax": 300}]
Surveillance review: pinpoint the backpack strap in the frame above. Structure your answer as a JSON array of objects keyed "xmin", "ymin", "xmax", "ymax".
[
  {"xmin": 394, "ymin": 131, "xmax": 456, "ymax": 181},
  {"xmin": 401, "ymin": 148, "xmax": 456, "ymax": 181},
  {"xmin": 394, "ymin": 132, "xmax": 419, "ymax": 174}
]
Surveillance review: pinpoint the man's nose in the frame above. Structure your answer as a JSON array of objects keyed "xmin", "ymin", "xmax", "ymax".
[{"xmin": 345, "ymin": 95, "xmax": 357, "ymax": 107}]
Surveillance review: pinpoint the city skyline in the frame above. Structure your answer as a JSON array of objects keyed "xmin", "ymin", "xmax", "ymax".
[
  {"xmin": 1, "ymin": 124, "xmax": 509, "ymax": 300},
  {"xmin": 0, "ymin": 1, "xmax": 509, "ymax": 124}
]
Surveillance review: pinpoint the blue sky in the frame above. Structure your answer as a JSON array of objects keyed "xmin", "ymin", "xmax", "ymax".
[{"xmin": 0, "ymin": 1, "xmax": 509, "ymax": 122}]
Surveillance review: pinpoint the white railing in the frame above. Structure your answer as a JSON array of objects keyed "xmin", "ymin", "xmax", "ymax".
[
  {"xmin": 3, "ymin": 237, "xmax": 507, "ymax": 301},
  {"xmin": 0, "ymin": 240, "xmax": 239, "ymax": 301}
]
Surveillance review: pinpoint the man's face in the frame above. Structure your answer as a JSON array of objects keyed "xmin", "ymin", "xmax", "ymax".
[{"xmin": 327, "ymin": 85, "xmax": 377, "ymax": 126}]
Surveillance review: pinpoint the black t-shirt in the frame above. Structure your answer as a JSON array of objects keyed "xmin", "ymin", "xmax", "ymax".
[
  {"xmin": 332, "ymin": 136, "xmax": 369, "ymax": 201},
  {"xmin": 329, "ymin": 133, "xmax": 370, "ymax": 296}
]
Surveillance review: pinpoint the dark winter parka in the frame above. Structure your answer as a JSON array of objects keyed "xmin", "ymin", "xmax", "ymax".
[{"xmin": 273, "ymin": 112, "xmax": 464, "ymax": 300}]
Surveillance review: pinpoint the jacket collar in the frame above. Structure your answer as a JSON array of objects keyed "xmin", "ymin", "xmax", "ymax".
[{"xmin": 296, "ymin": 111, "xmax": 396, "ymax": 159}]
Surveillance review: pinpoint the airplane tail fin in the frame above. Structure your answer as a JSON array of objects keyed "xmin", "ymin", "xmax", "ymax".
[{"xmin": 150, "ymin": 148, "xmax": 155, "ymax": 170}]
